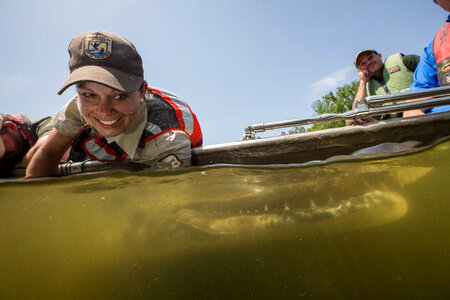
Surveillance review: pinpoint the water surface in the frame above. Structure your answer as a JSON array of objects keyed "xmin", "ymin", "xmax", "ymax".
[{"xmin": 0, "ymin": 141, "xmax": 449, "ymax": 299}]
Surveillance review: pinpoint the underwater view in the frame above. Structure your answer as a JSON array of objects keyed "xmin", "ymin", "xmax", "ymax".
[{"xmin": 0, "ymin": 140, "xmax": 449, "ymax": 299}]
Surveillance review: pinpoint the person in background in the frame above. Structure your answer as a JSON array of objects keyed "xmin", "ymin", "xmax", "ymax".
[
  {"xmin": 347, "ymin": 49, "xmax": 420, "ymax": 125},
  {"xmin": 26, "ymin": 30, "xmax": 202, "ymax": 178},
  {"xmin": 0, "ymin": 114, "xmax": 53, "ymax": 177},
  {"xmin": 406, "ymin": 0, "xmax": 450, "ymax": 116}
]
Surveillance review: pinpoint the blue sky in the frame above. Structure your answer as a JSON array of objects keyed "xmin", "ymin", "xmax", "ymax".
[{"xmin": 0, "ymin": 0, "xmax": 447, "ymax": 145}]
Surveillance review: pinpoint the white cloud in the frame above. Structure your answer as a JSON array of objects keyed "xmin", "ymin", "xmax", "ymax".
[{"xmin": 309, "ymin": 66, "xmax": 354, "ymax": 97}]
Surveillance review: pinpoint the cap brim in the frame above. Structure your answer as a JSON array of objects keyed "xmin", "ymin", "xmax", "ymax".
[{"xmin": 58, "ymin": 65, "xmax": 143, "ymax": 95}]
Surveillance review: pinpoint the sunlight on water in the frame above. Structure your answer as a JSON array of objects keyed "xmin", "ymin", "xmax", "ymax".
[{"xmin": 0, "ymin": 140, "xmax": 449, "ymax": 299}]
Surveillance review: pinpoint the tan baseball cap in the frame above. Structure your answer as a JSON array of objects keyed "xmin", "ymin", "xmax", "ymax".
[
  {"xmin": 58, "ymin": 30, "xmax": 144, "ymax": 95},
  {"xmin": 354, "ymin": 49, "xmax": 377, "ymax": 68}
]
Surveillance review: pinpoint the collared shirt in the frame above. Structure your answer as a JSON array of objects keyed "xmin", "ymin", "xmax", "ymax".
[
  {"xmin": 410, "ymin": 14, "xmax": 450, "ymax": 113},
  {"xmin": 410, "ymin": 39, "xmax": 438, "ymax": 91},
  {"xmin": 53, "ymin": 95, "xmax": 192, "ymax": 167},
  {"xmin": 103, "ymin": 101, "xmax": 147, "ymax": 159}
]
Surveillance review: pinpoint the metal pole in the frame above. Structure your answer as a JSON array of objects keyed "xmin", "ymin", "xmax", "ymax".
[
  {"xmin": 364, "ymin": 86, "xmax": 450, "ymax": 107},
  {"xmin": 244, "ymin": 95, "xmax": 450, "ymax": 138}
]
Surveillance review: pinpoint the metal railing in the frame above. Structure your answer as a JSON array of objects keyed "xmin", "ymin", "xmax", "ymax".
[
  {"xmin": 243, "ymin": 86, "xmax": 450, "ymax": 139},
  {"xmin": 58, "ymin": 160, "xmax": 148, "ymax": 176},
  {"xmin": 362, "ymin": 85, "xmax": 450, "ymax": 107}
]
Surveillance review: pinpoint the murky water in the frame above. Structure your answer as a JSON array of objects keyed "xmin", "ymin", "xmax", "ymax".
[{"xmin": 0, "ymin": 141, "xmax": 449, "ymax": 299}]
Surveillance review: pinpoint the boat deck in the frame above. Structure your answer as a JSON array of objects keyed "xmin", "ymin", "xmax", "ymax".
[{"xmin": 192, "ymin": 111, "xmax": 450, "ymax": 165}]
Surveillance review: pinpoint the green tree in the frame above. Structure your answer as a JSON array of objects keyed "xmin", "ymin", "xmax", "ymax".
[
  {"xmin": 281, "ymin": 126, "xmax": 306, "ymax": 135},
  {"xmin": 309, "ymin": 80, "xmax": 359, "ymax": 130},
  {"xmin": 282, "ymin": 80, "xmax": 359, "ymax": 135}
]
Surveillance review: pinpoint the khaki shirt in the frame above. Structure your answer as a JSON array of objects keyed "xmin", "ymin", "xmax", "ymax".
[
  {"xmin": 33, "ymin": 117, "xmax": 53, "ymax": 138},
  {"xmin": 53, "ymin": 96, "xmax": 192, "ymax": 168}
]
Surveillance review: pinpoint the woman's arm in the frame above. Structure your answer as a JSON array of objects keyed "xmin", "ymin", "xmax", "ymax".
[{"xmin": 25, "ymin": 128, "xmax": 73, "ymax": 178}]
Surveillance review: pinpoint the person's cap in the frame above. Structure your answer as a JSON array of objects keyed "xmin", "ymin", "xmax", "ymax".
[
  {"xmin": 0, "ymin": 118, "xmax": 5, "ymax": 159},
  {"xmin": 354, "ymin": 49, "xmax": 377, "ymax": 68},
  {"xmin": 58, "ymin": 30, "xmax": 144, "ymax": 95}
]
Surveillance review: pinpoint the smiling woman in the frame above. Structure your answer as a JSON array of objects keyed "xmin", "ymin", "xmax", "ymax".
[{"xmin": 25, "ymin": 30, "xmax": 203, "ymax": 178}]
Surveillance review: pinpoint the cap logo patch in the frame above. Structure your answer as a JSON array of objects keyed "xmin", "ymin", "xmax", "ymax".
[{"xmin": 84, "ymin": 34, "xmax": 112, "ymax": 59}]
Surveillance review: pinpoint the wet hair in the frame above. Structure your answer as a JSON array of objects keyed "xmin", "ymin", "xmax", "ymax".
[{"xmin": 139, "ymin": 81, "xmax": 147, "ymax": 93}]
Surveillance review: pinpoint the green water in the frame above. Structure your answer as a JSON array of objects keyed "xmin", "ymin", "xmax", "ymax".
[{"xmin": 0, "ymin": 141, "xmax": 449, "ymax": 299}]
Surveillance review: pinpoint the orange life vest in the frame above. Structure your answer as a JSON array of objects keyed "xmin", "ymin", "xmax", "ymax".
[
  {"xmin": 434, "ymin": 21, "xmax": 450, "ymax": 86},
  {"xmin": 69, "ymin": 87, "xmax": 202, "ymax": 162}
]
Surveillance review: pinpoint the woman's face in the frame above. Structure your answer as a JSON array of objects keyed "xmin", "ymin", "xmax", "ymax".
[{"xmin": 76, "ymin": 82, "xmax": 146, "ymax": 137}]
